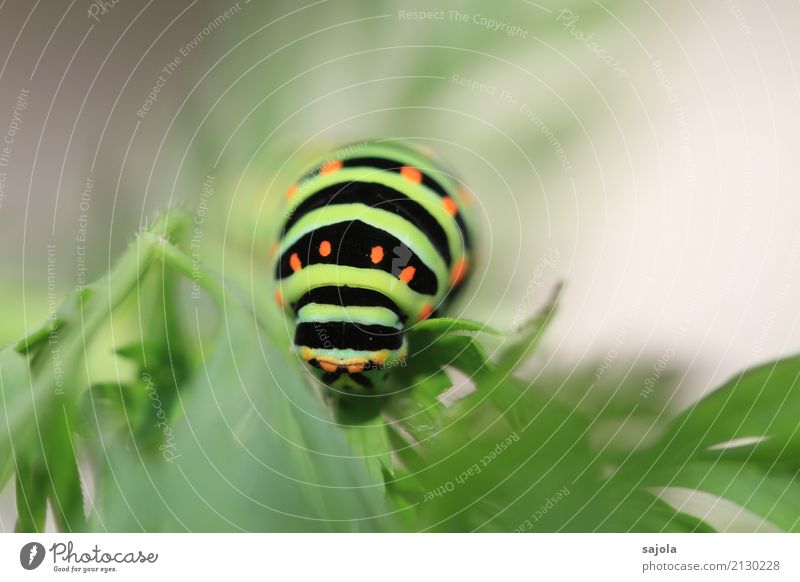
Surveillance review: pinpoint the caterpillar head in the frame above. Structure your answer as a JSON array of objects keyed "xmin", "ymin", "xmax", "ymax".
[{"xmin": 295, "ymin": 317, "xmax": 408, "ymax": 390}]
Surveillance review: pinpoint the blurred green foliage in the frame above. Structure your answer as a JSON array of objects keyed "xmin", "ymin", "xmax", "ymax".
[
  {"xmin": 1, "ymin": 0, "xmax": 797, "ymax": 534},
  {"xmin": 1, "ymin": 209, "xmax": 799, "ymax": 532}
]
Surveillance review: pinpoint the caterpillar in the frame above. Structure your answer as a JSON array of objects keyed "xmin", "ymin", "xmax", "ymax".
[{"xmin": 273, "ymin": 141, "xmax": 474, "ymax": 391}]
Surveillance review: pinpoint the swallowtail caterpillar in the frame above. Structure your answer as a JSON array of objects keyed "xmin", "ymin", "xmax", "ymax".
[{"xmin": 273, "ymin": 141, "xmax": 474, "ymax": 391}]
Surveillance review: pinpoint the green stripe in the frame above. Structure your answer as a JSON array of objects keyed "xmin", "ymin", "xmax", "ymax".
[
  {"xmin": 300, "ymin": 141, "xmax": 458, "ymax": 193},
  {"xmin": 278, "ymin": 264, "xmax": 433, "ymax": 317},
  {"xmin": 358, "ymin": 142, "xmax": 472, "ymax": 234},
  {"xmin": 295, "ymin": 345, "xmax": 408, "ymax": 362},
  {"xmin": 279, "ymin": 204, "xmax": 449, "ymax": 287},
  {"xmin": 288, "ymin": 168, "xmax": 465, "ymax": 264},
  {"xmin": 296, "ymin": 303, "xmax": 402, "ymax": 329},
  {"xmin": 367, "ymin": 142, "xmax": 475, "ymax": 247}
]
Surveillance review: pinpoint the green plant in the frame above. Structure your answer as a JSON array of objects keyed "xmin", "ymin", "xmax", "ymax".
[{"xmin": 1, "ymin": 207, "xmax": 798, "ymax": 532}]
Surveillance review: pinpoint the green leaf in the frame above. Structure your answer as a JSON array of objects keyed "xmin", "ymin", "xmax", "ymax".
[
  {"xmin": 0, "ymin": 346, "xmax": 35, "ymax": 453},
  {"xmin": 653, "ymin": 503, "xmax": 717, "ymax": 533},
  {"xmin": 426, "ymin": 334, "xmax": 491, "ymax": 380},
  {"xmin": 406, "ymin": 375, "xmax": 595, "ymax": 531},
  {"xmin": 641, "ymin": 461, "xmax": 800, "ymax": 532},
  {"xmin": 14, "ymin": 458, "xmax": 48, "ymax": 533},
  {"xmin": 383, "ymin": 368, "xmax": 450, "ymax": 446},
  {"xmin": 0, "ymin": 449, "xmax": 12, "ymax": 492},
  {"xmin": 701, "ymin": 432, "xmax": 800, "ymax": 470},
  {"xmin": 42, "ymin": 402, "xmax": 86, "ymax": 532},
  {"xmin": 495, "ymin": 283, "xmax": 561, "ymax": 377},
  {"xmin": 75, "ymin": 383, "xmax": 144, "ymax": 438},
  {"xmin": 2, "ymin": 211, "xmax": 191, "ymax": 532},
  {"xmin": 410, "ymin": 317, "xmax": 499, "ymax": 338},
  {"xmin": 335, "ymin": 399, "xmax": 394, "ymax": 483},
  {"xmin": 14, "ymin": 318, "xmax": 65, "ymax": 356},
  {"xmin": 659, "ymin": 355, "xmax": 800, "ymax": 464},
  {"xmin": 93, "ymin": 306, "xmax": 393, "ymax": 532}
]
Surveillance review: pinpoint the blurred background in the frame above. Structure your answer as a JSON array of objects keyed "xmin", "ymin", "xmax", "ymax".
[{"xmin": 1, "ymin": 0, "xmax": 799, "ymax": 529}]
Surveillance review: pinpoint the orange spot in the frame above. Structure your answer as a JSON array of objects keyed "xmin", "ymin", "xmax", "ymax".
[
  {"xmin": 370, "ymin": 245, "xmax": 384, "ymax": 264},
  {"xmin": 289, "ymin": 253, "xmax": 302, "ymax": 272},
  {"xmin": 268, "ymin": 241, "xmax": 279, "ymax": 260},
  {"xmin": 451, "ymin": 257, "xmax": 468, "ymax": 286},
  {"xmin": 346, "ymin": 362, "xmax": 365, "ymax": 374},
  {"xmin": 400, "ymin": 166, "xmax": 422, "ymax": 184},
  {"xmin": 319, "ymin": 240, "xmax": 332, "ymax": 257},
  {"xmin": 285, "ymin": 184, "xmax": 298, "ymax": 200},
  {"xmin": 275, "ymin": 289, "xmax": 284, "ymax": 308},
  {"xmin": 442, "ymin": 196, "xmax": 458, "ymax": 216},
  {"xmin": 320, "ymin": 160, "xmax": 343, "ymax": 175},
  {"xmin": 459, "ymin": 186, "xmax": 474, "ymax": 205},
  {"xmin": 418, "ymin": 304, "xmax": 434, "ymax": 321},
  {"xmin": 319, "ymin": 361, "xmax": 338, "ymax": 373},
  {"xmin": 399, "ymin": 266, "xmax": 416, "ymax": 284}
]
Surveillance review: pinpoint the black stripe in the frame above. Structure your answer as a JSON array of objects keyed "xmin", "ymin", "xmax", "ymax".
[
  {"xmin": 452, "ymin": 211, "xmax": 471, "ymax": 251},
  {"xmin": 284, "ymin": 181, "xmax": 453, "ymax": 265},
  {"xmin": 343, "ymin": 157, "xmax": 450, "ymax": 198},
  {"xmin": 321, "ymin": 369, "xmax": 343, "ymax": 383},
  {"xmin": 293, "ymin": 286, "xmax": 407, "ymax": 321},
  {"xmin": 275, "ymin": 220, "xmax": 439, "ymax": 296},
  {"xmin": 295, "ymin": 321, "xmax": 403, "ymax": 351},
  {"xmin": 303, "ymin": 157, "xmax": 451, "ymax": 198},
  {"xmin": 318, "ymin": 368, "xmax": 375, "ymax": 388},
  {"xmin": 348, "ymin": 372, "xmax": 375, "ymax": 388},
  {"xmin": 303, "ymin": 157, "xmax": 472, "ymax": 250}
]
